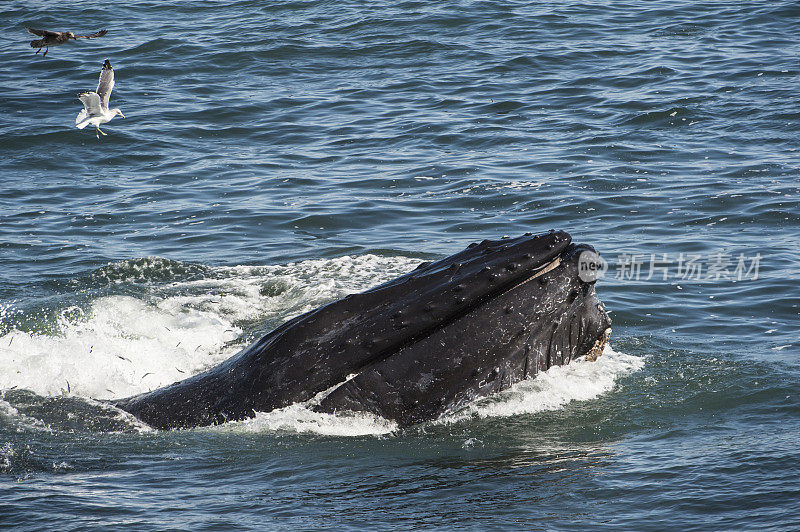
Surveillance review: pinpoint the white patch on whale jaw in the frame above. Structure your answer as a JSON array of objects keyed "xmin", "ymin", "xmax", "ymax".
[{"xmin": 305, "ymin": 372, "xmax": 361, "ymax": 406}]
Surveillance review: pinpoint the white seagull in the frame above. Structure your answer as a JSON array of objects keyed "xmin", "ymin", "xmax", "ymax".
[{"xmin": 76, "ymin": 59, "xmax": 124, "ymax": 139}]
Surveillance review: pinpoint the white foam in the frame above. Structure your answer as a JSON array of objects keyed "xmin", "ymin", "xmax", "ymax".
[
  {"xmin": 0, "ymin": 255, "xmax": 421, "ymax": 401},
  {"xmin": 225, "ymin": 404, "xmax": 399, "ymax": 437},
  {"xmin": 0, "ymin": 296, "xmax": 241, "ymax": 400},
  {"xmin": 438, "ymin": 344, "xmax": 643, "ymax": 425},
  {"xmin": 0, "ymin": 396, "xmax": 51, "ymax": 433},
  {"xmin": 0, "ymin": 442, "xmax": 14, "ymax": 472},
  {"xmin": 0, "ymin": 398, "xmax": 19, "ymax": 419}
]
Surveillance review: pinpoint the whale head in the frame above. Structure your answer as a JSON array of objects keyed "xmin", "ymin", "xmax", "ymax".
[{"xmin": 115, "ymin": 230, "xmax": 612, "ymax": 429}]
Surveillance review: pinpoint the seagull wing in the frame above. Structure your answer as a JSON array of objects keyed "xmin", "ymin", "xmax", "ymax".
[
  {"xmin": 26, "ymin": 27, "xmax": 60, "ymax": 38},
  {"xmin": 95, "ymin": 59, "xmax": 115, "ymax": 110},
  {"xmin": 75, "ymin": 29, "xmax": 108, "ymax": 39},
  {"xmin": 75, "ymin": 108, "xmax": 90, "ymax": 128},
  {"xmin": 79, "ymin": 92, "xmax": 103, "ymax": 115},
  {"xmin": 76, "ymin": 92, "xmax": 101, "ymax": 128}
]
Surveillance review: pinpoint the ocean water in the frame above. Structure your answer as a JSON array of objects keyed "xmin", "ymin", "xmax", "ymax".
[{"xmin": 1, "ymin": 0, "xmax": 798, "ymax": 529}]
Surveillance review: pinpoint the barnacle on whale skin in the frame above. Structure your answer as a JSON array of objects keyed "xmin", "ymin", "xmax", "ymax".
[{"xmin": 585, "ymin": 328, "xmax": 611, "ymax": 362}]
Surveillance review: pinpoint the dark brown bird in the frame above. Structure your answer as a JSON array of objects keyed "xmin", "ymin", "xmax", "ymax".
[{"xmin": 26, "ymin": 27, "xmax": 108, "ymax": 57}]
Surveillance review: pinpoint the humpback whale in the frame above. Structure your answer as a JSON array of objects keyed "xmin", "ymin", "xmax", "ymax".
[{"xmin": 115, "ymin": 230, "xmax": 612, "ymax": 429}]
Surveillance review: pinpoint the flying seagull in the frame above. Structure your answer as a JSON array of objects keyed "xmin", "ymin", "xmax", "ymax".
[
  {"xmin": 76, "ymin": 59, "xmax": 125, "ymax": 139},
  {"xmin": 26, "ymin": 27, "xmax": 107, "ymax": 57}
]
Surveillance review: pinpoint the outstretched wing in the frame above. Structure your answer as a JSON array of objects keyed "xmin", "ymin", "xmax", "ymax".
[
  {"xmin": 95, "ymin": 59, "xmax": 115, "ymax": 110},
  {"xmin": 75, "ymin": 109, "xmax": 90, "ymax": 128},
  {"xmin": 79, "ymin": 92, "xmax": 103, "ymax": 115},
  {"xmin": 75, "ymin": 29, "xmax": 107, "ymax": 39},
  {"xmin": 76, "ymin": 92, "xmax": 101, "ymax": 129},
  {"xmin": 26, "ymin": 27, "xmax": 59, "ymax": 38}
]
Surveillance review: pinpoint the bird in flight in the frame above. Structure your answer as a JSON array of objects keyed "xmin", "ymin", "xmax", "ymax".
[
  {"xmin": 76, "ymin": 59, "xmax": 125, "ymax": 139},
  {"xmin": 26, "ymin": 27, "xmax": 108, "ymax": 57}
]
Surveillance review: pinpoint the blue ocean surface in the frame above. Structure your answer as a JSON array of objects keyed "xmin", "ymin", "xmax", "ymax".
[{"xmin": 1, "ymin": 0, "xmax": 799, "ymax": 529}]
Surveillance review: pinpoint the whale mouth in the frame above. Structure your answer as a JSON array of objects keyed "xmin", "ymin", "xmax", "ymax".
[
  {"xmin": 511, "ymin": 255, "xmax": 562, "ymax": 288},
  {"xmin": 313, "ymin": 239, "xmax": 613, "ymax": 426},
  {"xmin": 299, "ymin": 252, "xmax": 589, "ymax": 407},
  {"xmin": 317, "ymin": 251, "xmax": 609, "ymax": 409}
]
